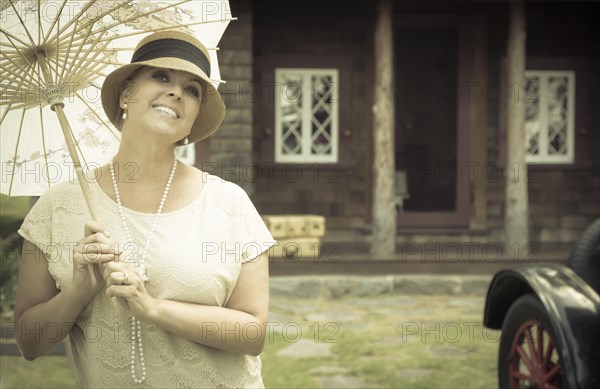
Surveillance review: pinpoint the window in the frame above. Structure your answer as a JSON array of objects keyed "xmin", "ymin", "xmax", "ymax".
[
  {"xmin": 274, "ymin": 68, "xmax": 339, "ymax": 163},
  {"xmin": 524, "ymin": 71, "xmax": 575, "ymax": 164}
]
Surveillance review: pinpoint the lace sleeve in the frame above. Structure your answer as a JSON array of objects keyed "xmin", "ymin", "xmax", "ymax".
[
  {"xmin": 17, "ymin": 185, "xmax": 78, "ymax": 289},
  {"xmin": 236, "ymin": 189, "xmax": 276, "ymax": 263},
  {"xmin": 18, "ymin": 194, "xmax": 53, "ymax": 257}
]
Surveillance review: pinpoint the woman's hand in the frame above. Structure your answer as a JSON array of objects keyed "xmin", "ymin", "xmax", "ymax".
[
  {"xmin": 103, "ymin": 261, "xmax": 157, "ymax": 321},
  {"xmin": 72, "ymin": 221, "xmax": 121, "ymax": 303}
]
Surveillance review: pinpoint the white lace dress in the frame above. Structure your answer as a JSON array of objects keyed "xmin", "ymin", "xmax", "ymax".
[{"xmin": 18, "ymin": 172, "xmax": 276, "ymax": 388}]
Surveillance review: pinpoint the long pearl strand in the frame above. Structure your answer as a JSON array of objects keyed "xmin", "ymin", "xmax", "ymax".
[{"xmin": 109, "ymin": 158, "xmax": 178, "ymax": 384}]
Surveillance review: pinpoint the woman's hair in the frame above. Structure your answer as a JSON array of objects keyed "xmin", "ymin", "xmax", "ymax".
[{"xmin": 114, "ymin": 66, "xmax": 146, "ymax": 130}]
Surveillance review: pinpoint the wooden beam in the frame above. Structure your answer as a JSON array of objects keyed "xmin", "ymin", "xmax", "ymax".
[
  {"xmin": 371, "ymin": 0, "xmax": 396, "ymax": 256},
  {"xmin": 504, "ymin": 0, "xmax": 529, "ymax": 246},
  {"xmin": 471, "ymin": 15, "xmax": 488, "ymax": 229}
]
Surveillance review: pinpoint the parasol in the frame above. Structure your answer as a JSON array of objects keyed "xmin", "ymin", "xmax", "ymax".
[{"xmin": 0, "ymin": 0, "xmax": 233, "ymax": 219}]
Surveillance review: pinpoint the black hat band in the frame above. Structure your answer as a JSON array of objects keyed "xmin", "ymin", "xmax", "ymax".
[{"xmin": 131, "ymin": 38, "xmax": 211, "ymax": 76}]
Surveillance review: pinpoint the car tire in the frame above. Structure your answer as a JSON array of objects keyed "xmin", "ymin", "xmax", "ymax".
[
  {"xmin": 567, "ymin": 218, "xmax": 600, "ymax": 294},
  {"xmin": 498, "ymin": 294, "xmax": 574, "ymax": 389}
]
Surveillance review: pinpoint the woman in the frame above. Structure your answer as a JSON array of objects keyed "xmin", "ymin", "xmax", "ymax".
[{"xmin": 14, "ymin": 30, "xmax": 275, "ymax": 388}]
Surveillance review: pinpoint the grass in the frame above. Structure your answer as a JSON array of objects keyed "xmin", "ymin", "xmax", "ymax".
[
  {"xmin": 261, "ymin": 333, "xmax": 322, "ymax": 388},
  {"xmin": 260, "ymin": 295, "xmax": 499, "ymax": 388},
  {"xmin": 337, "ymin": 322, "xmax": 498, "ymax": 387},
  {"xmin": 0, "ymin": 295, "xmax": 499, "ymax": 388},
  {"xmin": 0, "ymin": 356, "xmax": 77, "ymax": 389},
  {"xmin": 0, "ymin": 337, "xmax": 322, "ymax": 389}
]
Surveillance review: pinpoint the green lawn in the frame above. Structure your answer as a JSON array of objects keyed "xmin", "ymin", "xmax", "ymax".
[
  {"xmin": 0, "ymin": 355, "xmax": 77, "ymax": 389},
  {"xmin": 1, "ymin": 294, "xmax": 499, "ymax": 388},
  {"xmin": 260, "ymin": 295, "xmax": 499, "ymax": 388},
  {"xmin": 0, "ymin": 324, "xmax": 498, "ymax": 388}
]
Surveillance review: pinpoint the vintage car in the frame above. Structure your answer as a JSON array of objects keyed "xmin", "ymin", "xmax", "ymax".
[{"xmin": 483, "ymin": 219, "xmax": 600, "ymax": 389}]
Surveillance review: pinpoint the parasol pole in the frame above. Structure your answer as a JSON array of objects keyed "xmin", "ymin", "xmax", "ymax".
[{"xmin": 36, "ymin": 52, "xmax": 99, "ymax": 221}]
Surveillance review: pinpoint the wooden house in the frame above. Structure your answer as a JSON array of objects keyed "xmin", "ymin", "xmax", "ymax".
[{"xmin": 193, "ymin": 0, "xmax": 599, "ymax": 262}]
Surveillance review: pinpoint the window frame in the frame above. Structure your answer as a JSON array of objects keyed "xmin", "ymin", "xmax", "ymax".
[
  {"xmin": 524, "ymin": 70, "xmax": 576, "ymax": 164},
  {"xmin": 274, "ymin": 68, "xmax": 340, "ymax": 163},
  {"xmin": 499, "ymin": 56, "xmax": 591, "ymax": 170},
  {"xmin": 253, "ymin": 54, "xmax": 354, "ymax": 167}
]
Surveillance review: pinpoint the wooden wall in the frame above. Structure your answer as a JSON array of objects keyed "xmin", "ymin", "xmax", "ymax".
[{"xmin": 216, "ymin": 0, "xmax": 599, "ymax": 245}]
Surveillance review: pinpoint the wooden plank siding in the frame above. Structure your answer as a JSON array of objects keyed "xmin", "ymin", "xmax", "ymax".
[{"xmin": 215, "ymin": 0, "xmax": 599, "ymax": 251}]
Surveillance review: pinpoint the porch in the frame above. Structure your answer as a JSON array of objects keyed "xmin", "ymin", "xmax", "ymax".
[
  {"xmin": 269, "ymin": 232, "xmax": 573, "ymax": 276},
  {"xmin": 208, "ymin": 0, "xmax": 599, "ymax": 259}
]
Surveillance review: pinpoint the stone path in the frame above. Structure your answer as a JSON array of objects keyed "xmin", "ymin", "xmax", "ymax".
[
  {"xmin": 269, "ymin": 274, "xmax": 492, "ymax": 299},
  {"xmin": 266, "ymin": 276, "xmax": 494, "ymax": 388}
]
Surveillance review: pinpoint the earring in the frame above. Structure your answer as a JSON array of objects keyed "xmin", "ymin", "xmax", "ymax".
[
  {"xmin": 122, "ymin": 103, "xmax": 128, "ymax": 120},
  {"xmin": 183, "ymin": 136, "xmax": 189, "ymax": 145}
]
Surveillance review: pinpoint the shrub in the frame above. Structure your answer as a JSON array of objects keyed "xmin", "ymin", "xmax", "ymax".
[
  {"xmin": 0, "ymin": 194, "xmax": 30, "ymax": 239},
  {"xmin": 0, "ymin": 239, "xmax": 20, "ymax": 313}
]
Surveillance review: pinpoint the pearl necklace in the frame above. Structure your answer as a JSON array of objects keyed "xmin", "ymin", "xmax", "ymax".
[{"xmin": 109, "ymin": 158, "xmax": 178, "ymax": 384}]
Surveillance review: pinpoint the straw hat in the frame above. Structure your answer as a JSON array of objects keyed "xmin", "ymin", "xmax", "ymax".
[{"xmin": 101, "ymin": 30, "xmax": 225, "ymax": 144}]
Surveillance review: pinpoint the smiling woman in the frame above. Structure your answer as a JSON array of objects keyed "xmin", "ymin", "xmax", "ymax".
[
  {"xmin": 101, "ymin": 31, "xmax": 224, "ymax": 143},
  {"xmin": 14, "ymin": 30, "xmax": 276, "ymax": 388},
  {"xmin": 117, "ymin": 67, "xmax": 204, "ymax": 145}
]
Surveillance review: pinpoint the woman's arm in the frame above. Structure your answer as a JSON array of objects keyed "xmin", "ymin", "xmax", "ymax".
[
  {"xmin": 106, "ymin": 251, "xmax": 270, "ymax": 356},
  {"xmin": 14, "ymin": 240, "xmax": 89, "ymax": 360},
  {"xmin": 14, "ymin": 221, "xmax": 119, "ymax": 360}
]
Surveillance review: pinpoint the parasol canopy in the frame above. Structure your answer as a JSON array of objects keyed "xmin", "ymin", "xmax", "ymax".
[{"xmin": 0, "ymin": 0, "xmax": 233, "ymax": 218}]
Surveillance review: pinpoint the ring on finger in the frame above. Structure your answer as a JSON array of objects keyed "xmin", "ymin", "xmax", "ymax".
[
  {"xmin": 122, "ymin": 272, "xmax": 129, "ymax": 285},
  {"xmin": 83, "ymin": 243, "xmax": 97, "ymax": 253}
]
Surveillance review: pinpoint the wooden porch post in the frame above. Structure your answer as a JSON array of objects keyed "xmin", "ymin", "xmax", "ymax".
[
  {"xmin": 471, "ymin": 16, "xmax": 488, "ymax": 229},
  {"xmin": 505, "ymin": 0, "xmax": 529, "ymax": 247},
  {"xmin": 371, "ymin": 0, "xmax": 396, "ymax": 256}
]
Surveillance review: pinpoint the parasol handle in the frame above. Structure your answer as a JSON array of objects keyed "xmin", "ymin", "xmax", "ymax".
[
  {"xmin": 53, "ymin": 105, "xmax": 100, "ymax": 221},
  {"xmin": 36, "ymin": 52, "xmax": 99, "ymax": 221}
]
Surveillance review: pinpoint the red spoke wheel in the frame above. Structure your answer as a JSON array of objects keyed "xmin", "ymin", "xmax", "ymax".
[
  {"xmin": 498, "ymin": 294, "xmax": 575, "ymax": 389},
  {"xmin": 509, "ymin": 320, "xmax": 560, "ymax": 388}
]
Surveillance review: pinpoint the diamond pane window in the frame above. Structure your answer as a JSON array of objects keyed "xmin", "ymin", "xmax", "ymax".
[
  {"xmin": 275, "ymin": 69, "xmax": 339, "ymax": 163},
  {"xmin": 524, "ymin": 71, "xmax": 575, "ymax": 164}
]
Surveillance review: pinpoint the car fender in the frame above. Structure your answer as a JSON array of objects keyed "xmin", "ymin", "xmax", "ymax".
[{"xmin": 483, "ymin": 263, "xmax": 600, "ymax": 388}]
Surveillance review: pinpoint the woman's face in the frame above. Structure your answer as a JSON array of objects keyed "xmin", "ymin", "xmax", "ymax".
[{"xmin": 120, "ymin": 66, "xmax": 204, "ymax": 143}]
